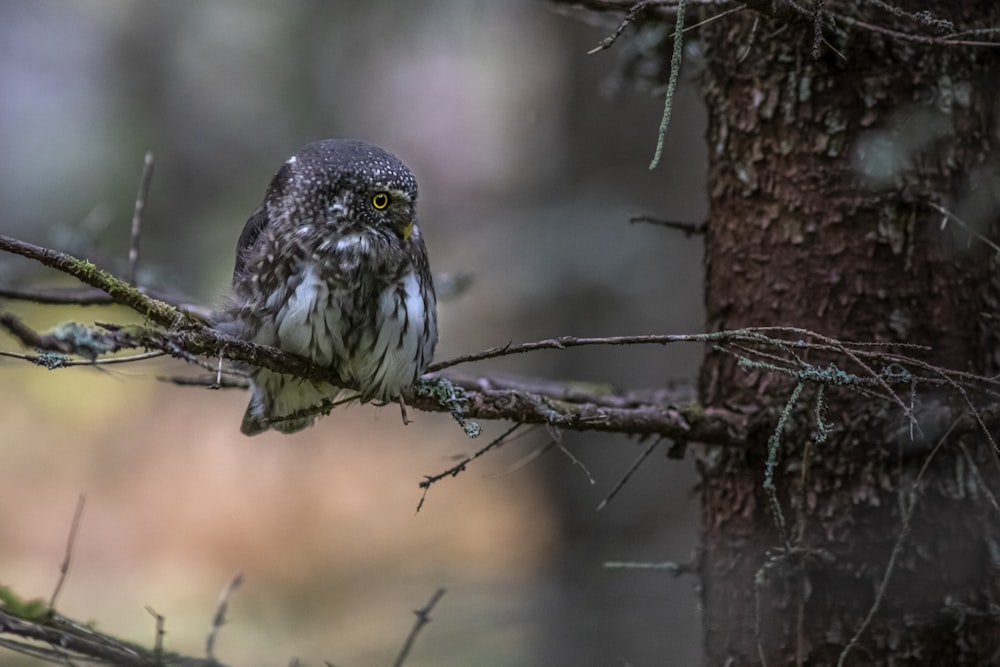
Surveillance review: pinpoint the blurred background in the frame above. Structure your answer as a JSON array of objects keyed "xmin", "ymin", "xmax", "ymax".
[{"xmin": 0, "ymin": 1, "xmax": 707, "ymax": 665}]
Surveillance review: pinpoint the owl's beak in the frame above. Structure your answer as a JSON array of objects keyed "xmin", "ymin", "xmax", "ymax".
[{"xmin": 400, "ymin": 220, "xmax": 414, "ymax": 241}]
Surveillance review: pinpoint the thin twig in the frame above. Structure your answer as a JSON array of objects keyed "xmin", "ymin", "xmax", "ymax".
[
  {"xmin": 836, "ymin": 418, "xmax": 957, "ymax": 667},
  {"xmin": 0, "ymin": 233, "xmax": 190, "ymax": 329},
  {"xmin": 0, "ymin": 349, "xmax": 165, "ymax": 367},
  {"xmin": 556, "ymin": 439, "xmax": 597, "ymax": 485},
  {"xmin": 587, "ymin": 0, "xmax": 656, "ymax": 54},
  {"xmin": 128, "ymin": 151, "xmax": 155, "ymax": 285},
  {"xmin": 416, "ymin": 423, "xmax": 525, "ymax": 512},
  {"xmin": 737, "ymin": 15, "xmax": 760, "ymax": 62},
  {"xmin": 603, "ymin": 560, "xmax": 695, "ymax": 575},
  {"xmin": 49, "ymin": 494, "xmax": 86, "ymax": 610},
  {"xmin": 145, "ymin": 606, "xmax": 165, "ymax": 663},
  {"xmin": 484, "ymin": 439, "xmax": 557, "ymax": 478},
  {"xmin": 0, "ymin": 285, "xmax": 119, "ymax": 304},
  {"xmin": 596, "ymin": 437, "xmax": 662, "ymax": 511},
  {"xmin": 681, "ymin": 2, "xmax": 745, "ymax": 33},
  {"xmin": 629, "ymin": 215, "xmax": 707, "ymax": 237},
  {"xmin": 158, "ymin": 374, "xmax": 249, "ymax": 389},
  {"xmin": 392, "ymin": 587, "xmax": 446, "ymax": 667},
  {"xmin": 206, "ymin": 572, "xmax": 244, "ymax": 661},
  {"xmin": 931, "ymin": 202, "xmax": 1000, "ymax": 255},
  {"xmin": 427, "ymin": 333, "xmax": 704, "ymax": 373},
  {"xmin": 838, "ymin": 13, "xmax": 1000, "ymax": 48},
  {"xmin": 427, "ymin": 326, "xmax": 940, "ymax": 375},
  {"xmin": 0, "ymin": 284, "xmax": 215, "ymax": 321},
  {"xmin": 958, "ymin": 441, "xmax": 1000, "ymax": 517}
]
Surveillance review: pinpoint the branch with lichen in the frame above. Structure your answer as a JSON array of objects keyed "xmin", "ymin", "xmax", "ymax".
[
  {"xmin": 2, "ymin": 232, "xmax": 998, "ymax": 449},
  {"xmin": 0, "ymin": 599, "xmax": 224, "ymax": 667}
]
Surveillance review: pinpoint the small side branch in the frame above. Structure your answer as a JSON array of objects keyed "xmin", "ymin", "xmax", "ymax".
[
  {"xmin": 629, "ymin": 214, "xmax": 707, "ymax": 237},
  {"xmin": 0, "ymin": 233, "xmax": 188, "ymax": 329},
  {"xmin": 392, "ymin": 587, "xmax": 446, "ymax": 667},
  {"xmin": 144, "ymin": 606, "xmax": 165, "ymax": 663},
  {"xmin": 604, "ymin": 560, "xmax": 696, "ymax": 575},
  {"xmin": 417, "ymin": 423, "xmax": 525, "ymax": 512},
  {"xmin": 596, "ymin": 437, "xmax": 663, "ymax": 511},
  {"xmin": 206, "ymin": 572, "xmax": 244, "ymax": 661},
  {"xmin": 49, "ymin": 494, "xmax": 86, "ymax": 610},
  {"xmin": 127, "ymin": 151, "xmax": 155, "ymax": 285},
  {"xmin": 587, "ymin": 0, "xmax": 657, "ymax": 54},
  {"xmin": 836, "ymin": 420, "xmax": 957, "ymax": 667}
]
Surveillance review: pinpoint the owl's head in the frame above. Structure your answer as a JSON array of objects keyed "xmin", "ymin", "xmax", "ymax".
[{"xmin": 269, "ymin": 139, "xmax": 419, "ymax": 242}]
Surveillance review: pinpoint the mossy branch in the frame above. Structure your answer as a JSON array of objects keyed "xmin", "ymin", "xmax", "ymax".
[
  {"xmin": 1, "ymin": 233, "xmax": 998, "ymax": 448},
  {"xmin": 0, "ymin": 234, "xmax": 191, "ymax": 328}
]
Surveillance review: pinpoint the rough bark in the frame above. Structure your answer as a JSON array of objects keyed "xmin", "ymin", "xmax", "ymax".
[{"xmin": 696, "ymin": 3, "xmax": 1000, "ymax": 665}]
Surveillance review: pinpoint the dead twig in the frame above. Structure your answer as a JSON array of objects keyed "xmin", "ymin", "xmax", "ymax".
[
  {"xmin": 932, "ymin": 202, "xmax": 1000, "ymax": 255},
  {"xmin": 128, "ymin": 151, "xmax": 155, "ymax": 285},
  {"xmin": 0, "ymin": 233, "xmax": 190, "ymax": 328},
  {"xmin": 392, "ymin": 587, "xmax": 446, "ymax": 667},
  {"xmin": 836, "ymin": 419, "xmax": 958, "ymax": 667},
  {"xmin": 596, "ymin": 437, "xmax": 662, "ymax": 511},
  {"xmin": 49, "ymin": 494, "xmax": 86, "ymax": 611},
  {"xmin": 629, "ymin": 214, "xmax": 707, "ymax": 237},
  {"xmin": 417, "ymin": 423, "xmax": 525, "ymax": 512},
  {"xmin": 144, "ymin": 606, "xmax": 165, "ymax": 663},
  {"xmin": 206, "ymin": 572, "xmax": 244, "ymax": 661},
  {"xmin": 588, "ymin": 0, "xmax": 657, "ymax": 54},
  {"xmin": 603, "ymin": 560, "xmax": 695, "ymax": 575}
]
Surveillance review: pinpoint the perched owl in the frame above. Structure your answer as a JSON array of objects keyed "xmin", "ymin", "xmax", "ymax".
[{"xmin": 218, "ymin": 139, "xmax": 437, "ymax": 435}]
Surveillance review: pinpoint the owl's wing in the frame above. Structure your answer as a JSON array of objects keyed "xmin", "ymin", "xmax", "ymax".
[{"xmin": 233, "ymin": 205, "xmax": 267, "ymax": 282}]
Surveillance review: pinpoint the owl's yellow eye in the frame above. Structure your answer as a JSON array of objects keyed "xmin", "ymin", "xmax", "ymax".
[{"xmin": 372, "ymin": 192, "xmax": 390, "ymax": 210}]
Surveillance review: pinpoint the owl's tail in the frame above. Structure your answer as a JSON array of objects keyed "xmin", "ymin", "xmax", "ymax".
[{"xmin": 241, "ymin": 369, "xmax": 341, "ymax": 436}]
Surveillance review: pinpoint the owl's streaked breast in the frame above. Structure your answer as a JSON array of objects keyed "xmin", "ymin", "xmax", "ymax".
[{"xmin": 222, "ymin": 138, "xmax": 437, "ymax": 435}]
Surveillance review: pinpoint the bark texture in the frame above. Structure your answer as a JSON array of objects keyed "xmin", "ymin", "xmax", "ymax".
[{"xmin": 696, "ymin": 3, "xmax": 1000, "ymax": 665}]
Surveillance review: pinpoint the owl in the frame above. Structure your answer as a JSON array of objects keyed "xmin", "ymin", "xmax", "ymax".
[{"xmin": 218, "ymin": 139, "xmax": 437, "ymax": 435}]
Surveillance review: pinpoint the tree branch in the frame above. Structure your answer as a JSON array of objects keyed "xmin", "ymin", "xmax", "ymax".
[
  {"xmin": 0, "ymin": 607, "xmax": 226, "ymax": 667},
  {"xmin": 409, "ymin": 372, "xmax": 729, "ymax": 442},
  {"xmin": 2, "ymin": 233, "xmax": 997, "ymax": 448},
  {"xmin": 0, "ymin": 234, "xmax": 196, "ymax": 327}
]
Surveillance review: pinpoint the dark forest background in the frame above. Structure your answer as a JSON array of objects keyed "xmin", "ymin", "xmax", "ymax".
[{"xmin": 0, "ymin": 2, "xmax": 708, "ymax": 665}]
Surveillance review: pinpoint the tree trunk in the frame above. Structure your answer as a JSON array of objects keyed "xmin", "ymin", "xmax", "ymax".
[{"xmin": 696, "ymin": 3, "xmax": 1000, "ymax": 665}]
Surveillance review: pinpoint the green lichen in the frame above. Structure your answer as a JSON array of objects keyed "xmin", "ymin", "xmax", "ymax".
[
  {"xmin": 764, "ymin": 382, "xmax": 804, "ymax": 549},
  {"xmin": 415, "ymin": 377, "xmax": 481, "ymax": 438},
  {"xmin": 34, "ymin": 351, "xmax": 71, "ymax": 369},
  {"xmin": 0, "ymin": 585, "xmax": 50, "ymax": 622},
  {"xmin": 49, "ymin": 322, "xmax": 118, "ymax": 360}
]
